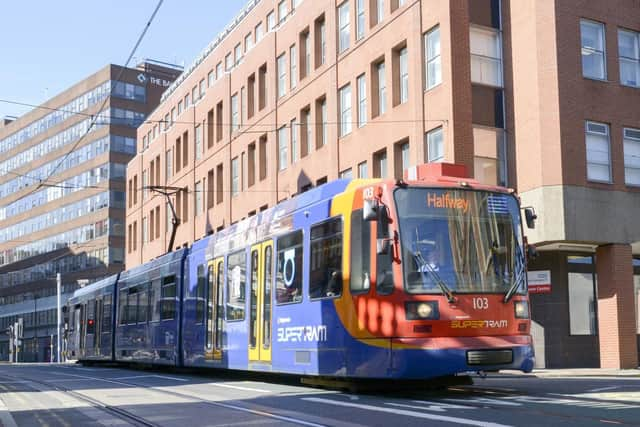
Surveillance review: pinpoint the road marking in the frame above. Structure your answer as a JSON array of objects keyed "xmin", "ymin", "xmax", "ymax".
[
  {"xmin": 386, "ymin": 401, "xmax": 470, "ymax": 413},
  {"xmin": 443, "ymin": 398, "xmax": 522, "ymax": 407},
  {"xmin": 113, "ymin": 375, "xmax": 154, "ymax": 380},
  {"xmin": 302, "ymin": 397, "xmax": 512, "ymax": 427},
  {"xmin": 208, "ymin": 383, "xmax": 271, "ymax": 393},
  {"xmin": 152, "ymin": 375, "xmax": 189, "ymax": 382},
  {"xmin": 0, "ymin": 395, "xmax": 20, "ymax": 427},
  {"xmin": 588, "ymin": 386, "xmax": 620, "ymax": 393}
]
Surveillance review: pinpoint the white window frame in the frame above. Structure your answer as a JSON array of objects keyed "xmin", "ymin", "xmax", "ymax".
[
  {"xmin": 231, "ymin": 93, "xmax": 239, "ymax": 131},
  {"xmin": 357, "ymin": 74, "xmax": 367, "ymax": 127},
  {"xmin": 267, "ymin": 11, "xmax": 276, "ymax": 32},
  {"xmin": 399, "ymin": 47, "xmax": 409, "ymax": 104},
  {"xmin": 426, "ymin": 126, "xmax": 444, "ymax": 163},
  {"xmin": 338, "ymin": 2, "xmax": 350, "ymax": 54},
  {"xmin": 278, "ymin": 125, "xmax": 288, "ymax": 171},
  {"xmin": 278, "ymin": 0, "xmax": 288, "ymax": 24},
  {"xmin": 356, "ymin": 0, "xmax": 365, "ymax": 41},
  {"xmin": 290, "ymin": 45, "xmax": 297, "ymax": 89},
  {"xmin": 291, "ymin": 119, "xmax": 299, "ymax": 163},
  {"xmin": 195, "ymin": 181, "xmax": 202, "ymax": 215},
  {"xmin": 618, "ymin": 28, "xmax": 640, "ymax": 87},
  {"xmin": 623, "ymin": 127, "xmax": 640, "ymax": 186},
  {"xmin": 195, "ymin": 125, "xmax": 202, "ymax": 160},
  {"xmin": 585, "ymin": 120, "xmax": 612, "ymax": 183},
  {"xmin": 470, "ymin": 25, "xmax": 503, "ymax": 87},
  {"xmin": 231, "ymin": 157, "xmax": 239, "ymax": 196},
  {"xmin": 580, "ymin": 19, "xmax": 607, "ymax": 81},
  {"xmin": 339, "ymin": 84, "xmax": 352, "ymax": 137},
  {"xmin": 377, "ymin": 62, "xmax": 386, "ymax": 115},
  {"xmin": 425, "ymin": 25, "xmax": 442, "ymax": 90},
  {"xmin": 277, "ymin": 54, "xmax": 287, "ymax": 98},
  {"xmin": 376, "ymin": 0, "xmax": 384, "ymax": 25}
]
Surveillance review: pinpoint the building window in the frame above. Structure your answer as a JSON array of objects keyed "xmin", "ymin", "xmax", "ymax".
[
  {"xmin": 302, "ymin": 30, "xmax": 311, "ymax": 78},
  {"xmin": 400, "ymin": 141, "xmax": 409, "ymax": 172},
  {"xmin": 580, "ymin": 19, "xmax": 606, "ymax": 80},
  {"xmin": 374, "ymin": 149, "xmax": 387, "ymax": 178},
  {"xmin": 374, "ymin": 0, "xmax": 384, "ymax": 25},
  {"xmin": 195, "ymin": 181, "xmax": 202, "ymax": 215},
  {"xmin": 278, "ymin": 0, "xmax": 288, "ymax": 23},
  {"xmin": 267, "ymin": 10, "xmax": 276, "ymax": 31},
  {"xmin": 316, "ymin": 16, "xmax": 326, "ymax": 67},
  {"xmin": 317, "ymin": 97, "xmax": 327, "ymax": 147},
  {"xmin": 356, "ymin": 0, "xmax": 365, "ymax": 40},
  {"xmin": 358, "ymin": 162, "xmax": 369, "ymax": 179},
  {"xmin": 568, "ymin": 270, "xmax": 597, "ymax": 336},
  {"xmin": 619, "ymin": 29, "xmax": 640, "ymax": 87},
  {"xmin": 291, "ymin": 119, "xmax": 299, "ymax": 163},
  {"xmin": 585, "ymin": 121, "xmax": 611, "ymax": 182},
  {"xmin": 142, "ymin": 216, "xmax": 148, "ymax": 245},
  {"xmin": 235, "ymin": 43, "xmax": 243, "ymax": 65},
  {"xmin": 256, "ymin": 22, "xmax": 264, "ymax": 42},
  {"xmin": 231, "ymin": 157, "xmax": 239, "ymax": 196},
  {"xmin": 470, "ymin": 26, "xmax": 503, "ymax": 87},
  {"xmin": 199, "ymin": 79, "xmax": 206, "ymax": 98},
  {"xmin": 195, "ymin": 125, "xmax": 202, "ymax": 160},
  {"xmin": 623, "ymin": 127, "xmax": 640, "ymax": 186},
  {"xmin": 357, "ymin": 74, "xmax": 367, "ymax": 127},
  {"xmin": 302, "ymin": 107, "xmax": 312, "ymax": 156},
  {"xmin": 426, "ymin": 126, "xmax": 444, "ymax": 162},
  {"xmin": 216, "ymin": 62, "xmax": 223, "ymax": 79},
  {"xmin": 142, "ymin": 170, "xmax": 148, "ymax": 200},
  {"xmin": 278, "ymin": 125, "xmax": 288, "ymax": 171},
  {"xmin": 277, "ymin": 54, "xmax": 286, "ymax": 98},
  {"xmin": 245, "ymin": 32, "xmax": 253, "ymax": 53},
  {"xmin": 376, "ymin": 61, "xmax": 386, "ymax": 116},
  {"xmin": 425, "ymin": 25, "xmax": 441, "ymax": 89},
  {"xmin": 225, "ymin": 52, "xmax": 233, "ymax": 71},
  {"xmin": 231, "ymin": 93, "xmax": 239, "ymax": 131},
  {"xmin": 339, "ymin": 84, "xmax": 352, "ymax": 137},
  {"xmin": 399, "ymin": 47, "xmax": 409, "ymax": 104},
  {"xmin": 338, "ymin": 2, "xmax": 350, "ymax": 53},
  {"xmin": 290, "ymin": 45, "xmax": 297, "ymax": 89},
  {"xmin": 340, "ymin": 168, "xmax": 353, "ymax": 179}
]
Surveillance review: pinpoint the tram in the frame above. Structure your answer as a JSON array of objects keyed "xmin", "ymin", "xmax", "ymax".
[{"xmin": 67, "ymin": 163, "xmax": 536, "ymax": 379}]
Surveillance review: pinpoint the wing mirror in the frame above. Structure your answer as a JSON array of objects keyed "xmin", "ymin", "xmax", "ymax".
[
  {"xmin": 524, "ymin": 207, "xmax": 537, "ymax": 229},
  {"xmin": 363, "ymin": 198, "xmax": 378, "ymax": 221}
]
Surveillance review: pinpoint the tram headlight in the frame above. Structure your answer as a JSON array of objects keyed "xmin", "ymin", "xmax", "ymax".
[
  {"xmin": 514, "ymin": 301, "xmax": 529, "ymax": 319},
  {"xmin": 406, "ymin": 301, "xmax": 439, "ymax": 320}
]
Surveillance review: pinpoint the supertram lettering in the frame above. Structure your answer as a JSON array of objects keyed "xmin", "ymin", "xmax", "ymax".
[
  {"xmin": 450, "ymin": 320, "xmax": 508, "ymax": 329},
  {"xmin": 277, "ymin": 325, "xmax": 328, "ymax": 342}
]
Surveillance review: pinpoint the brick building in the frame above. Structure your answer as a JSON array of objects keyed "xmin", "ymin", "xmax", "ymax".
[
  {"xmin": 126, "ymin": 0, "xmax": 640, "ymax": 368},
  {"xmin": 0, "ymin": 61, "xmax": 181, "ymax": 362}
]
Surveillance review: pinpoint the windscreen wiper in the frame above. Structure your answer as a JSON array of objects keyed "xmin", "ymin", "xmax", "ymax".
[
  {"xmin": 503, "ymin": 256, "xmax": 525, "ymax": 303},
  {"xmin": 415, "ymin": 252, "xmax": 456, "ymax": 303}
]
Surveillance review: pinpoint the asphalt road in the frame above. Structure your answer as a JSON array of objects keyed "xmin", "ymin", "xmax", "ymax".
[{"xmin": 0, "ymin": 363, "xmax": 638, "ymax": 426}]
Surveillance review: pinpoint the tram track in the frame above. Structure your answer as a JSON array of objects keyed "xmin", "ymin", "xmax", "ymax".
[
  {"xmin": 0, "ymin": 372, "xmax": 159, "ymax": 427},
  {"xmin": 1, "ymin": 368, "xmax": 328, "ymax": 427}
]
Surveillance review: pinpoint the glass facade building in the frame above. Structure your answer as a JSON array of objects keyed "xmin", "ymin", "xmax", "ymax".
[{"xmin": 0, "ymin": 61, "xmax": 181, "ymax": 362}]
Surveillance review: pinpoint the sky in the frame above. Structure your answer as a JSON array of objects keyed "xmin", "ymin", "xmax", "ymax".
[{"xmin": 0, "ymin": 0, "xmax": 242, "ymax": 119}]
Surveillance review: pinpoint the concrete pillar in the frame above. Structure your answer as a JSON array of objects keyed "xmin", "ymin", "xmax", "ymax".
[{"xmin": 595, "ymin": 244, "xmax": 638, "ymax": 369}]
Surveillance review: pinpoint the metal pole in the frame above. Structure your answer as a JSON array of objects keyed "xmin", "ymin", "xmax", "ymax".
[{"xmin": 57, "ymin": 273, "xmax": 61, "ymax": 363}]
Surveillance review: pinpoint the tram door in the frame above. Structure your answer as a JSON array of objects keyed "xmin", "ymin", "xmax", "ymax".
[
  {"xmin": 93, "ymin": 299, "xmax": 102, "ymax": 354},
  {"xmin": 248, "ymin": 241, "xmax": 273, "ymax": 363},
  {"xmin": 206, "ymin": 258, "xmax": 224, "ymax": 360},
  {"xmin": 72, "ymin": 305, "xmax": 82, "ymax": 357}
]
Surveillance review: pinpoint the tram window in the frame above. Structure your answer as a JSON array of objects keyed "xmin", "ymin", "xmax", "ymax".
[
  {"xmin": 310, "ymin": 217, "xmax": 343, "ymax": 299},
  {"xmin": 137, "ymin": 285, "xmax": 149, "ymax": 324},
  {"xmin": 196, "ymin": 264, "xmax": 206, "ymax": 324},
  {"xmin": 350, "ymin": 209, "xmax": 371, "ymax": 293},
  {"xmin": 103, "ymin": 294, "xmax": 112, "ymax": 333},
  {"xmin": 150, "ymin": 279, "xmax": 161, "ymax": 322},
  {"xmin": 226, "ymin": 251, "xmax": 246, "ymax": 321},
  {"xmin": 161, "ymin": 275, "xmax": 177, "ymax": 320},
  {"xmin": 118, "ymin": 289, "xmax": 127, "ymax": 326},
  {"xmin": 206, "ymin": 264, "xmax": 214, "ymax": 349},
  {"xmin": 276, "ymin": 230, "xmax": 304, "ymax": 304},
  {"xmin": 127, "ymin": 288, "xmax": 138, "ymax": 325}
]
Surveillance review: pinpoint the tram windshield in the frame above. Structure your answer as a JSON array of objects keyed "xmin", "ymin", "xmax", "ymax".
[{"xmin": 394, "ymin": 187, "xmax": 526, "ymax": 295}]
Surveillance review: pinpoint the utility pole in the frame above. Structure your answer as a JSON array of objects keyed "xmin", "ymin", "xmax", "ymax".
[
  {"xmin": 146, "ymin": 186, "xmax": 181, "ymax": 254},
  {"xmin": 34, "ymin": 294, "xmax": 38, "ymax": 362},
  {"xmin": 57, "ymin": 272, "xmax": 61, "ymax": 363}
]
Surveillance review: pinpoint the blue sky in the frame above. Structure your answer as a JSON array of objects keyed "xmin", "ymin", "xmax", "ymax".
[{"xmin": 0, "ymin": 1, "xmax": 242, "ymax": 119}]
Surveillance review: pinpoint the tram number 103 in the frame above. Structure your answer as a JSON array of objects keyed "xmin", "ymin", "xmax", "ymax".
[{"xmin": 472, "ymin": 297, "xmax": 489, "ymax": 310}]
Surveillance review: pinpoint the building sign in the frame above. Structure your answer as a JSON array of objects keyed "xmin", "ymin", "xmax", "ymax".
[{"xmin": 528, "ymin": 270, "xmax": 551, "ymax": 294}]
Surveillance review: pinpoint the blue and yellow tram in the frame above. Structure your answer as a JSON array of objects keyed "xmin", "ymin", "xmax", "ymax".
[{"xmin": 67, "ymin": 164, "xmax": 535, "ymax": 379}]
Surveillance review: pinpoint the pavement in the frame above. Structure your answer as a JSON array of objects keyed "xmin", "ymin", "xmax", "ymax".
[{"xmin": 500, "ymin": 367, "xmax": 640, "ymax": 377}]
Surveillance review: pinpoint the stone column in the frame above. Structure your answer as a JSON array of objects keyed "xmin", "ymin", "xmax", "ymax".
[{"xmin": 595, "ymin": 244, "xmax": 638, "ymax": 369}]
